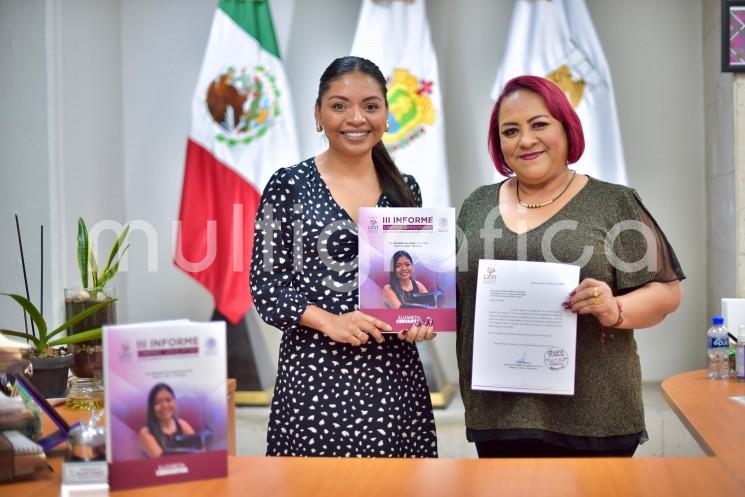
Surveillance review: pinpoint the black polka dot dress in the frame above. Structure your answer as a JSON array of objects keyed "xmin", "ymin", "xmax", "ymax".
[{"xmin": 250, "ymin": 158, "xmax": 437, "ymax": 458}]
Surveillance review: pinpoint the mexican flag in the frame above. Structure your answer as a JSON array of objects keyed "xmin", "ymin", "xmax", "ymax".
[
  {"xmin": 492, "ymin": 0, "xmax": 627, "ymax": 185},
  {"xmin": 350, "ymin": 0, "xmax": 451, "ymax": 207},
  {"xmin": 176, "ymin": 0, "xmax": 299, "ymax": 325}
]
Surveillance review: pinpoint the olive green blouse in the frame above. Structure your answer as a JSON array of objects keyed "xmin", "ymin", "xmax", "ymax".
[{"xmin": 456, "ymin": 177, "xmax": 684, "ymax": 440}]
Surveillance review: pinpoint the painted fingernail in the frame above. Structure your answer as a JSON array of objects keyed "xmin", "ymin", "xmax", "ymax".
[
  {"xmin": 424, "ymin": 316, "xmax": 433, "ymax": 327},
  {"xmin": 569, "ymin": 290, "xmax": 576, "ymax": 296},
  {"xmin": 561, "ymin": 301, "xmax": 570, "ymax": 307},
  {"xmin": 571, "ymin": 309, "xmax": 578, "ymax": 314},
  {"xmin": 415, "ymin": 318, "xmax": 423, "ymax": 327},
  {"xmin": 400, "ymin": 329, "xmax": 408, "ymax": 335}
]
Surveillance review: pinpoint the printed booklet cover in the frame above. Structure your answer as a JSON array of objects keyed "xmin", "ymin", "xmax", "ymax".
[
  {"xmin": 103, "ymin": 320, "xmax": 227, "ymax": 490},
  {"xmin": 359, "ymin": 207, "xmax": 456, "ymax": 331}
]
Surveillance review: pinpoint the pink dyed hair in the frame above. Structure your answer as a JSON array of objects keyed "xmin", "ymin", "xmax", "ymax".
[{"xmin": 488, "ymin": 75, "xmax": 585, "ymax": 176}]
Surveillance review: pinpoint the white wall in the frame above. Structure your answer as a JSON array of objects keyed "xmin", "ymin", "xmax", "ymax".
[
  {"xmin": 119, "ymin": 0, "xmax": 215, "ymax": 324},
  {"xmin": 1, "ymin": 0, "xmax": 707, "ymax": 382},
  {"xmin": 737, "ymin": 77, "xmax": 745, "ymax": 299},
  {"xmin": 55, "ymin": 0, "xmax": 127, "ymax": 306},
  {"xmin": 587, "ymin": 0, "xmax": 706, "ymax": 379},
  {"xmin": 702, "ymin": 1, "xmax": 736, "ymax": 313},
  {"xmin": 0, "ymin": 0, "xmax": 52, "ymax": 333},
  {"xmin": 117, "ymin": 0, "xmax": 297, "ymax": 327}
]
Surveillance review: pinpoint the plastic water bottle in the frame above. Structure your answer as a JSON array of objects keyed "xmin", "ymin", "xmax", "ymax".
[
  {"xmin": 707, "ymin": 316, "xmax": 729, "ymax": 380},
  {"xmin": 736, "ymin": 324, "xmax": 745, "ymax": 382}
]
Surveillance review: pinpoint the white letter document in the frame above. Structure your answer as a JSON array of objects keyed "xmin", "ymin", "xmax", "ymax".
[{"xmin": 472, "ymin": 259, "xmax": 579, "ymax": 395}]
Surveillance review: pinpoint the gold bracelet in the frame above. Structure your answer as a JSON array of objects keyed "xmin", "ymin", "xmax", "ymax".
[{"xmin": 611, "ymin": 299, "xmax": 624, "ymax": 328}]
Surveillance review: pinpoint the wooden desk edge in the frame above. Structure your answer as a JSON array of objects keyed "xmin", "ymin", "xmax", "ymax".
[
  {"xmin": 6, "ymin": 371, "xmax": 745, "ymax": 497},
  {"xmin": 660, "ymin": 377, "xmax": 715, "ymax": 456},
  {"xmin": 661, "ymin": 368, "xmax": 745, "ymax": 484}
]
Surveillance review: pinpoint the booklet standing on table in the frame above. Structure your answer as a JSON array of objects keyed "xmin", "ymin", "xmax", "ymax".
[
  {"xmin": 358, "ymin": 207, "xmax": 456, "ymax": 332},
  {"xmin": 103, "ymin": 320, "xmax": 227, "ymax": 490}
]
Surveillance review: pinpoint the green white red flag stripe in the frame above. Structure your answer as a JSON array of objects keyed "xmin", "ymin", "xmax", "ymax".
[{"xmin": 176, "ymin": 0, "xmax": 299, "ymax": 324}]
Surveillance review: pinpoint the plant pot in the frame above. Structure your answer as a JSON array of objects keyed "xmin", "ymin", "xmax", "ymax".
[
  {"xmin": 64, "ymin": 287, "xmax": 117, "ymax": 379},
  {"xmin": 28, "ymin": 354, "xmax": 74, "ymax": 398}
]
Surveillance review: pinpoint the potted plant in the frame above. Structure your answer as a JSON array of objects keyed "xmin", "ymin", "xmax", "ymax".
[
  {"xmin": 0, "ymin": 293, "xmax": 114, "ymax": 397},
  {"xmin": 65, "ymin": 218, "xmax": 130, "ymax": 379}
]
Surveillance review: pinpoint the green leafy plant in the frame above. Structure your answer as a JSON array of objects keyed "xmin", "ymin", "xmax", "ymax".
[
  {"xmin": 0, "ymin": 293, "xmax": 115, "ymax": 357},
  {"xmin": 77, "ymin": 218, "xmax": 130, "ymax": 292}
]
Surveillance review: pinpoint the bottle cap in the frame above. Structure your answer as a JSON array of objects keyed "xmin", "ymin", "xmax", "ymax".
[{"xmin": 712, "ymin": 315, "xmax": 724, "ymax": 325}]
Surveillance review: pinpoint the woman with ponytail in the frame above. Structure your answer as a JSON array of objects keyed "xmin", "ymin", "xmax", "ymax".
[{"xmin": 250, "ymin": 56, "xmax": 437, "ymax": 457}]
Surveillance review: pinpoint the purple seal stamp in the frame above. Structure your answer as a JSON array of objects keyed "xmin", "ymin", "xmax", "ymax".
[{"xmin": 544, "ymin": 347, "xmax": 569, "ymax": 370}]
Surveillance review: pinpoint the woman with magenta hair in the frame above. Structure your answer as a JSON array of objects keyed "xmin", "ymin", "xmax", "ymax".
[
  {"xmin": 138, "ymin": 383, "xmax": 195, "ymax": 458},
  {"xmin": 383, "ymin": 250, "xmax": 429, "ymax": 309},
  {"xmin": 456, "ymin": 75, "xmax": 685, "ymax": 457}
]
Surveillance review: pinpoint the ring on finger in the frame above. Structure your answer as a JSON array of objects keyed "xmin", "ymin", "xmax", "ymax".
[
  {"xmin": 593, "ymin": 297, "xmax": 602, "ymax": 306},
  {"xmin": 592, "ymin": 287, "xmax": 599, "ymax": 298}
]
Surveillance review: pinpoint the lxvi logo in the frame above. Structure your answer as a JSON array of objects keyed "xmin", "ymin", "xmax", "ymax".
[
  {"xmin": 483, "ymin": 265, "xmax": 497, "ymax": 280},
  {"xmin": 368, "ymin": 217, "xmax": 379, "ymax": 231}
]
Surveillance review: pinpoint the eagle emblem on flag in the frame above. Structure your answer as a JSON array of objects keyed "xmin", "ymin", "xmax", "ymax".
[
  {"xmin": 206, "ymin": 65, "xmax": 281, "ymax": 147},
  {"xmin": 383, "ymin": 68, "xmax": 436, "ymax": 152},
  {"xmin": 545, "ymin": 64, "xmax": 585, "ymax": 108}
]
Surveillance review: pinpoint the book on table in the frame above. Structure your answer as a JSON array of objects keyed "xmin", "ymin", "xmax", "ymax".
[{"xmin": 103, "ymin": 320, "xmax": 227, "ymax": 490}]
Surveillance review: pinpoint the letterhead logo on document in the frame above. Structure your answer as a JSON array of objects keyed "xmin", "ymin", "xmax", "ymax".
[{"xmin": 483, "ymin": 265, "xmax": 498, "ymax": 281}]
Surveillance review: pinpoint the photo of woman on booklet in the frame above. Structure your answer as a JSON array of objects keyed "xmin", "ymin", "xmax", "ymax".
[
  {"xmin": 138, "ymin": 383, "xmax": 198, "ymax": 458},
  {"xmin": 383, "ymin": 250, "xmax": 436, "ymax": 309}
]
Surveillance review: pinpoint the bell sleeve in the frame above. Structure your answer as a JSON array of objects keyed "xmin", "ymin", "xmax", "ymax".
[{"xmin": 610, "ymin": 189, "xmax": 686, "ymax": 292}]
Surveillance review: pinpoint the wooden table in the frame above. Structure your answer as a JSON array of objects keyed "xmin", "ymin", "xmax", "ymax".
[
  {"xmin": 661, "ymin": 369, "xmax": 745, "ymax": 483},
  {"xmin": 5, "ymin": 371, "xmax": 745, "ymax": 497}
]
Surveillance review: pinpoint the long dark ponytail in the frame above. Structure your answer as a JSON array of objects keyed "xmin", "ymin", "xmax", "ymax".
[{"xmin": 316, "ymin": 56, "xmax": 416, "ymax": 207}]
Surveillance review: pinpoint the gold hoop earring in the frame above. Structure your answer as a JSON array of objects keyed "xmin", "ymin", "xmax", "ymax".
[
  {"xmin": 384, "ymin": 121, "xmax": 390, "ymax": 132},
  {"xmin": 315, "ymin": 122, "xmax": 323, "ymax": 133}
]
